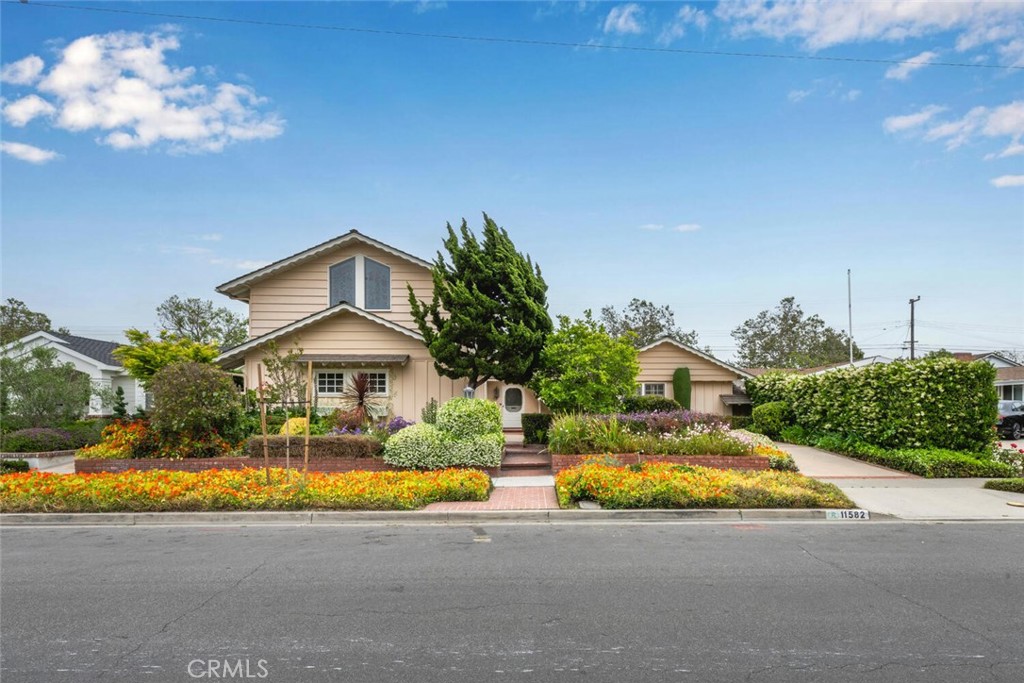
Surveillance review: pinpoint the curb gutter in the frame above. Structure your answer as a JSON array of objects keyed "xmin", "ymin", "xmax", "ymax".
[{"xmin": 0, "ymin": 508, "xmax": 902, "ymax": 526}]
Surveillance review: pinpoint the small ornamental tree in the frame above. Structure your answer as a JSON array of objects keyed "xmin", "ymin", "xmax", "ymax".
[
  {"xmin": 0, "ymin": 345, "xmax": 92, "ymax": 428},
  {"xmin": 409, "ymin": 214, "xmax": 553, "ymax": 392},
  {"xmin": 149, "ymin": 362, "xmax": 243, "ymax": 447},
  {"xmin": 530, "ymin": 312, "xmax": 640, "ymax": 414},
  {"xmin": 114, "ymin": 329, "xmax": 220, "ymax": 389}
]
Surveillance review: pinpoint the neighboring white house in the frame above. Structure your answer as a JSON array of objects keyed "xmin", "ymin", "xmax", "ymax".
[{"xmin": 1, "ymin": 331, "xmax": 146, "ymax": 416}]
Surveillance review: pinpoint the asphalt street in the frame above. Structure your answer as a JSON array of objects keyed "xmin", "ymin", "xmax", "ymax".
[{"xmin": 2, "ymin": 522, "xmax": 1023, "ymax": 682}]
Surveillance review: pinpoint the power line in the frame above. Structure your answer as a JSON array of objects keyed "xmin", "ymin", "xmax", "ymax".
[{"xmin": 7, "ymin": 1, "xmax": 1023, "ymax": 71}]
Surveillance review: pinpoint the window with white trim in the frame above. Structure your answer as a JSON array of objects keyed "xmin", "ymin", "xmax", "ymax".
[
  {"xmin": 1001, "ymin": 384, "xmax": 1024, "ymax": 401},
  {"xmin": 639, "ymin": 383, "xmax": 666, "ymax": 396},
  {"xmin": 317, "ymin": 372, "xmax": 346, "ymax": 396},
  {"xmin": 365, "ymin": 371, "xmax": 388, "ymax": 394}
]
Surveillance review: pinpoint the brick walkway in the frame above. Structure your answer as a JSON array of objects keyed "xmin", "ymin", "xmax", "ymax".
[{"xmin": 423, "ymin": 486, "xmax": 559, "ymax": 511}]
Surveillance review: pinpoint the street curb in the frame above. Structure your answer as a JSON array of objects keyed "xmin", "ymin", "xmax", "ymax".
[{"xmin": 0, "ymin": 508, "xmax": 902, "ymax": 526}]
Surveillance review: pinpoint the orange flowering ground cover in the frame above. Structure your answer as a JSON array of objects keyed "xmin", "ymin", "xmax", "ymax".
[
  {"xmin": 0, "ymin": 468, "xmax": 490, "ymax": 513},
  {"xmin": 555, "ymin": 461, "xmax": 853, "ymax": 510}
]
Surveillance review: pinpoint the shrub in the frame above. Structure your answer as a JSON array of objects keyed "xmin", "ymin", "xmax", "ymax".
[
  {"xmin": 149, "ymin": 362, "xmax": 243, "ymax": 445},
  {"xmin": 436, "ymin": 397, "xmax": 501, "ymax": 439},
  {"xmin": 672, "ymin": 367, "xmax": 692, "ymax": 410},
  {"xmin": 76, "ymin": 420, "xmax": 149, "ymax": 459},
  {"xmin": 751, "ymin": 401, "xmax": 793, "ymax": 440},
  {"xmin": 244, "ymin": 434, "xmax": 382, "ymax": 459},
  {"xmin": 439, "ymin": 433, "xmax": 504, "ymax": 468},
  {"xmin": 0, "ymin": 346, "xmax": 92, "ymax": 428},
  {"xmin": 0, "ymin": 428, "xmax": 76, "ymax": 453},
  {"xmin": 992, "ymin": 444, "xmax": 1024, "ymax": 476},
  {"xmin": 421, "ymin": 398, "xmax": 438, "ymax": 425},
  {"xmin": 548, "ymin": 414, "xmax": 752, "ymax": 457},
  {"xmin": 724, "ymin": 415, "xmax": 753, "ymax": 430},
  {"xmin": 779, "ymin": 424, "xmax": 811, "ymax": 445},
  {"xmin": 522, "ymin": 413, "xmax": 554, "ymax": 445},
  {"xmin": 746, "ymin": 358, "xmax": 997, "ymax": 452},
  {"xmin": 984, "ymin": 478, "xmax": 1024, "ymax": 494},
  {"xmin": 64, "ymin": 420, "xmax": 108, "ymax": 448},
  {"xmin": 381, "ymin": 423, "xmax": 446, "ymax": 468},
  {"xmin": 280, "ymin": 417, "xmax": 309, "ymax": 436},
  {"xmin": 0, "ymin": 459, "xmax": 30, "ymax": 474},
  {"xmin": 620, "ymin": 395, "xmax": 680, "ymax": 413},
  {"xmin": 810, "ymin": 433, "xmax": 1014, "ymax": 478}
]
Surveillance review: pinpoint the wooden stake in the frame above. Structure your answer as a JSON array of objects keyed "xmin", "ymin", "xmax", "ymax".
[
  {"xmin": 303, "ymin": 361, "xmax": 312, "ymax": 480},
  {"xmin": 257, "ymin": 364, "xmax": 270, "ymax": 486}
]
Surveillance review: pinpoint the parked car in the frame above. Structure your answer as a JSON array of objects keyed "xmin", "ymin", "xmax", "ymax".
[{"xmin": 996, "ymin": 400, "xmax": 1024, "ymax": 440}]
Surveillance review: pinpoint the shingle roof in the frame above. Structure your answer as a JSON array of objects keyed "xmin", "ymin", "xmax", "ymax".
[{"xmin": 52, "ymin": 333, "xmax": 122, "ymax": 367}]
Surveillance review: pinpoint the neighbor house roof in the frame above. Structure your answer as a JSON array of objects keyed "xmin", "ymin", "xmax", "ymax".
[
  {"xmin": 797, "ymin": 355, "xmax": 893, "ymax": 375},
  {"xmin": 637, "ymin": 337, "xmax": 753, "ymax": 379},
  {"xmin": 1, "ymin": 330, "xmax": 123, "ymax": 371},
  {"xmin": 214, "ymin": 302, "xmax": 424, "ymax": 368},
  {"xmin": 953, "ymin": 352, "xmax": 1021, "ymax": 367},
  {"xmin": 215, "ymin": 229, "xmax": 434, "ymax": 301},
  {"xmin": 996, "ymin": 367, "xmax": 1024, "ymax": 382}
]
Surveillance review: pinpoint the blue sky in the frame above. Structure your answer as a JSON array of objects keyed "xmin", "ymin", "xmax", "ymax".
[{"xmin": 2, "ymin": 1, "xmax": 1022, "ymax": 360}]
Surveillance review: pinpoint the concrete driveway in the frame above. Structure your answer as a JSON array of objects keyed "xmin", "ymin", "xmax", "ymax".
[{"xmin": 780, "ymin": 442, "xmax": 1024, "ymax": 520}]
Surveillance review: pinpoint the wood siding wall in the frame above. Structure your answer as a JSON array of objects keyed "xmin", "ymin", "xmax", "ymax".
[
  {"xmin": 242, "ymin": 313, "xmax": 467, "ymax": 420},
  {"xmin": 247, "ymin": 243, "xmax": 434, "ymax": 338},
  {"xmin": 636, "ymin": 342, "xmax": 742, "ymax": 415}
]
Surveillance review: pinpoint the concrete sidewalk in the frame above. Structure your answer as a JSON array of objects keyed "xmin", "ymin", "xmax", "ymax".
[
  {"xmin": 781, "ymin": 443, "xmax": 914, "ymax": 479},
  {"xmin": 777, "ymin": 442, "xmax": 1024, "ymax": 520}
]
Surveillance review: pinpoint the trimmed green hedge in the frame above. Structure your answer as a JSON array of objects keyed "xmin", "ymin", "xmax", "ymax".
[
  {"xmin": 436, "ymin": 397, "xmax": 501, "ymax": 439},
  {"xmin": 244, "ymin": 435, "xmax": 382, "ymax": 459},
  {"xmin": 620, "ymin": 395, "xmax": 680, "ymax": 413},
  {"xmin": 746, "ymin": 358, "xmax": 997, "ymax": 452},
  {"xmin": 672, "ymin": 368, "xmax": 691, "ymax": 410},
  {"xmin": 751, "ymin": 401, "xmax": 793, "ymax": 440},
  {"xmin": 383, "ymin": 399, "xmax": 505, "ymax": 469},
  {"xmin": 984, "ymin": 479, "xmax": 1024, "ymax": 494},
  {"xmin": 522, "ymin": 413, "xmax": 553, "ymax": 445},
  {"xmin": 812, "ymin": 434, "xmax": 1013, "ymax": 478}
]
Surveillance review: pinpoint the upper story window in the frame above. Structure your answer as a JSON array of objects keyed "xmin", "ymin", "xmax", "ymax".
[{"xmin": 329, "ymin": 255, "xmax": 391, "ymax": 310}]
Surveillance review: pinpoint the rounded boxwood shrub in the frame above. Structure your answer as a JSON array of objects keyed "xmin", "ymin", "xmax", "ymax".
[
  {"xmin": 751, "ymin": 401, "xmax": 793, "ymax": 440},
  {"xmin": 382, "ymin": 423, "xmax": 446, "ymax": 469},
  {"xmin": 436, "ymin": 397, "xmax": 501, "ymax": 439}
]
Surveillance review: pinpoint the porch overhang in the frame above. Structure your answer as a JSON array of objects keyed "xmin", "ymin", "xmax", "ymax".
[{"xmin": 297, "ymin": 354, "xmax": 410, "ymax": 366}]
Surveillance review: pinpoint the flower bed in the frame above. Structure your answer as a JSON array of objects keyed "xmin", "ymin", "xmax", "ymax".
[
  {"xmin": 551, "ymin": 453, "xmax": 770, "ymax": 473},
  {"xmin": 0, "ymin": 468, "xmax": 491, "ymax": 513},
  {"xmin": 555, "ymin": 461, "xmax": 853, "ymax": 510},
  {"xmin": 548, "ymin": 413, "xmax": 748, "ymax": 456}
]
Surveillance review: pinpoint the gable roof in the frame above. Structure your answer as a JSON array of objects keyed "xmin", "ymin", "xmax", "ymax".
[
  {"xmin": 952, "ymin": 351, "xmax": 1021, "ymax": 367},
  {"xmin": 214, "ymin": 302, "xmax": 424, "ymax": 367},
  {"xmin": 637, "ymin": 337, "xmax": 753, "ymax": 379},
  {"xmin": 1, "ymin": 331, "xmax": 124, "ymax": 370},
  {"xmin": 215, "ymin": 229, "xmax": 434, "ymax": 301}
]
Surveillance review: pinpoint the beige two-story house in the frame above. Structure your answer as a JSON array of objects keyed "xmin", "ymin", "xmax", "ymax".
[{"xmin": 214, "ymin": 230, "xmax": 751, "ymax": 425}]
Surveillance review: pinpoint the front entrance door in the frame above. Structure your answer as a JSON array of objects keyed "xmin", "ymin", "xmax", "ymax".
[{"xmin": 502, "ymin": 386, "xmax": 524, "ymax": 429}]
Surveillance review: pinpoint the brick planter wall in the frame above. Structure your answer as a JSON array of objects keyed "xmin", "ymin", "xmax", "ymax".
[
  {"xmin": 74, "ymin": 458, "xmax": 500, "ymax": 477},
  {"xmin": 550, "ymin": 453, "xmax": 771, "ymax": 473}
]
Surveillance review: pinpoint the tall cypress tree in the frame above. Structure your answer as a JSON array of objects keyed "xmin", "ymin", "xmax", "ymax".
[{"xmin": 410, "ymin": 214, "xmax": 552, "ymax": 391}]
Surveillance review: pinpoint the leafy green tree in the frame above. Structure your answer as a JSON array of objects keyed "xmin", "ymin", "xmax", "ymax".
[
  {"xmin": 149, "ymin": 362, "xmax": 243, "ymax": 445},
  {"xmin": 731, "ymin": 297, "xmax": 863, "ymax": 369},
  {"xmin": 0, "ymin": 346, "xmax": 93, "ymax": 428},
  {"xmin": 156, "ymin": 295, "xmax": 248, "ymax": 348},
  {"xmin": 0, "ymin": 298, "xmax": 69, "ymax": 345},
  {"xmin": 530, "ymin": 312, "xmax": 640, "ymax": 414},
  {"xmin": 600, "ymin": 298, "xmax": 701, "ymax": 349},
  {"xmin": 114, "ymin": 329, "xmax": 220, "ymax": 389},
  {"xmin": 410, "ymin": 214, "xmax": 553, "ymax": 391}
]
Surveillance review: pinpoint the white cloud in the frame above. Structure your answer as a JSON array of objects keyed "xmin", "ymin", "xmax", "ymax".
[
  {"xmin": 990, "ymin": 174, "xmax": 1024, "ymax": 188},
  {"xmin": 673, "ymin": 223, "xmax": 702, "ymax": 232},
  {"xmin": 6, "ymin": 30, "xmax": 283, "ymax": 155},
  {"xmin": 715, "ymin": 0, "xmax": 1024, "ymax": 62},
  {"xmin": 842, "ymin": 89, "xmax": 861, "ymax": 102},
  {"xmin": 658, "ymin": 6, "xmax": 710, "ymax": 45},
  {"xmin": 2, "ymin": 94, "xmax": 56, "ymax": 126},
  {"xmin": 883, "ymin": 105, "xmax": 946, "ymax": 133},
  {"xmin": 0, "ymin": 141, "xmax": 60, "ymax": 164},
  {"xmin": 412, "ymin": 1, "xmax": 447, "ymax": 14},
  {"xmin": 198, "ymin": 233, "xmax": 223, "ymax": 241},
  {"xmin": 885, "ymin": 50, "xmax": 939, "ymax": 80},
  {"xmin": 886, "ymin": 100, "xmax": 1024, "ymax": 158},
  {"xmin": 0, "ymin": 55, "xmax": 45, "ymax": 85},
  {"xmin": 788, "ymin": 89, "xmax": 811, "ymax": 103},
  {"xmin": 604, "ymin": 4, "xmax": 644, "ymax": 35}
]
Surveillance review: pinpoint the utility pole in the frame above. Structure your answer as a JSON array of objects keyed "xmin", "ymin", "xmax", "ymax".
[
  {"xmin": 847, "ymin": 269, "xmax": 853, "ymax": 365},
  {"xmin": 909, "ymin": 296, "xmax": 921, "ymax": 360}
]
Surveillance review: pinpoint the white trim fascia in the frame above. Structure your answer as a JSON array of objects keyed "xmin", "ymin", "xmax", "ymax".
[
  {"xmin": 1, "ymin": 332, "xmax": 122, "ymax": 372},
  {"xmin": 216, "ymin": 230, "xmax": 432, "ymax": 300},
  {"xmin": 215, "ymin": 303, "xmax": 424, "ymax": 366},
  {"xmin": 637, "ymin": 337, "xmax": 753, "ymax": 379}
]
